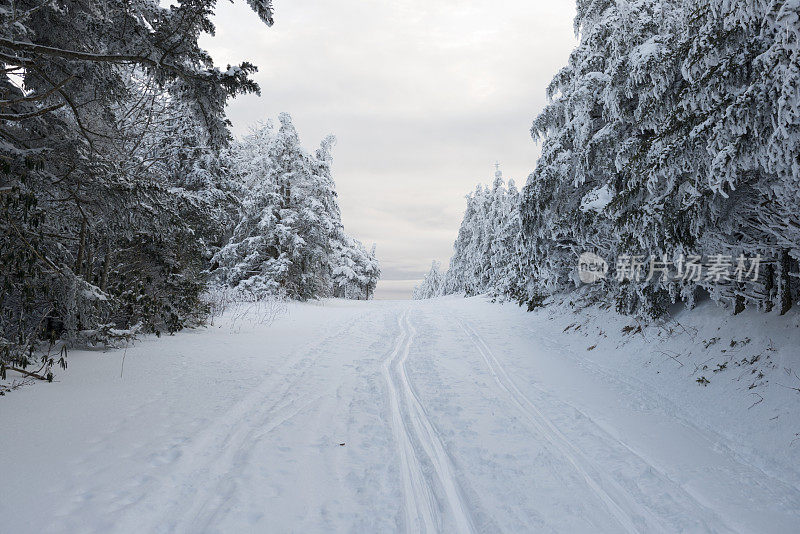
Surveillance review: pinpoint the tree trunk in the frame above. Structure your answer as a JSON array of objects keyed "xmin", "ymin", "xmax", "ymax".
[
  {"xmin": 75, "ymin": 218, "xmax": 86, "ymax": 275},
  {"xmin": 100, "ymin": 246, "xmax": 112, "ymax": 292},
  {"xmin": 764, "ymin": 262, "xmax": 775, "ymax": 312},
  {"xmin": 734, "ymin": 291, "xmax": 745, "ymax": 315},
  {"xmin": 85, "ymin": 236, "xmax": 93, "ymax": 282},
  {"xmin": 779, "ymin": 249, "xmax": 793, "ymax": 315}
]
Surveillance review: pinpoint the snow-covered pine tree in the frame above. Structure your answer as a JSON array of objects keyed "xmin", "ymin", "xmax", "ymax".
[
  {"xmin": 521, "ymin": 0, "xmax": 622, "ymax": 299},
  {"xmin": 496, "ymin": 179, "xmax": 529, "ymax": 302},
  {"xmin": 0, "ymin": 0, "xmax": 274, "ymax": 373},
  {"xmin": 332, "ymin": 237, "xmax": 380, "ymax": 300},
  {"xmin": 518, "ymin": 0, "xmax": 800, "ymax": 317},
  {"xmin": 413, "ymin": 261, "xmax": 445, "ymax": 300},
  {"xmin": 213, "ymin": 114, "xmax": 380, "ymax": 301},
  {"xmin": 420, "ymin": 166, "xmax": 527, "ymax": 301},
  {"xmin": 684, "ymin": 0, "xmax": 800, "ymax": 314},
  {"xmin": 443, "ymin": 185, "xmax": 483, "ymax": 296},
  {"xmin": 214, "ymin": 115, "xmax": 307, "ymax": 298}
]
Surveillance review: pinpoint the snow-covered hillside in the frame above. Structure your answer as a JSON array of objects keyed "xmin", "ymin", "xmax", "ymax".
[{"xmin": 2, "ymin": 298, "xmax": 799, "ymax": 533}]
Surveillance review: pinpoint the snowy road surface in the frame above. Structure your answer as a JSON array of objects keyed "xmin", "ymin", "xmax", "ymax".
[{"xmin": 2, "ymin": 298, "xmax": 800, "ymax": 533}]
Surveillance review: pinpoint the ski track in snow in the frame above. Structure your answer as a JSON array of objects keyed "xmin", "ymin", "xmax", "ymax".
[
  {"xmin": 459, "ymin": 319, "xmax": 641, "ymax": 533},
  {"xmin": 3, "ymin": 298, "xmax": 800, "ymax": 533},
  {"xmin": 457, "ymin": 318, "xmax": 735, "ymax": 533},
  {"xmin": 111, "ymin": 308, "xmax": 374, "ymax": 533},
  {"xmin": 382, "ymin": 309, "xmax": 475, "ymax": 533}
]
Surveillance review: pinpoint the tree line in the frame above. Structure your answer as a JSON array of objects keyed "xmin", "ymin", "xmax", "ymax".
[
  {"xmin": 0, "ymin": 1, "xmax": 377, "ymax": 380},
  {"xmin": 417, "ymin": 0, "xmax": 800, "ymax": 318}
]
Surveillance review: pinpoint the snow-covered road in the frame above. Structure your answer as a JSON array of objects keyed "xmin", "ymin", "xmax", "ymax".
[{"xmin": 2, "ymin": 298, "xmax": 799, "ymax": 533}]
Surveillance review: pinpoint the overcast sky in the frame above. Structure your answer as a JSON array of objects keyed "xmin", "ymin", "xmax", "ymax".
[{"xmin": 200, "ymin": 0, "xmax": 577, "ymax": 299}]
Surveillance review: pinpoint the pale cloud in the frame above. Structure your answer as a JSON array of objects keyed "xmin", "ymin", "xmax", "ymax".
[{"xmin": 200, "ymin": 0, "xmax": 577, "ymax": 298}]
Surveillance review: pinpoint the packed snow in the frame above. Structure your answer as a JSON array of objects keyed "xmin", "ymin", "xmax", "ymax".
[{"xmin": 2, "ymin": 297, "xmax": 799, "ymax": 533}]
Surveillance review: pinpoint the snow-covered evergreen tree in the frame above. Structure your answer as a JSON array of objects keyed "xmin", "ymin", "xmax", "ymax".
[
  {"xmin": 332, "ymin": 238, "xmax": 380, "ymax": 300},
  {"xmin": 418, "ymin": 166, "xmax": 528, "ymax": 301},
  {"xmin": 413, "ymin": 261, "xmax": 445, "ymax": 300},
  {"xmin": 213, "ymin": 114, "xmax": 380, "ymax": 301},
  {"xmin": 517, "ymin": 0, "xmax": 800, "ymax": 317},
  {"xmin": 0, "ymin": 0, "xmax": 276, "ymax": 373}
]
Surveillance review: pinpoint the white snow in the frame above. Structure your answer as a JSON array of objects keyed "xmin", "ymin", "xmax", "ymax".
[
  {"xmin": 1, "ymin": 297, "xmax": 799, "ymax": 533},
  {"xmin": 580, "ymin": 183, "xmax": 615, "ymax": 213}
]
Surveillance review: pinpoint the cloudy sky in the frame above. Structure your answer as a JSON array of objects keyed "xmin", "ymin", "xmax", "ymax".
[{"xmin": 201, "ymin": 0, "xmax": 578, "ymax": 298}]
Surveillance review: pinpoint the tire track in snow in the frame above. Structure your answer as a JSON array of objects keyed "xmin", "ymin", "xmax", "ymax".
[{"xmin": 382, "ymin": 309, "xmax": 475, "ymax": 533}]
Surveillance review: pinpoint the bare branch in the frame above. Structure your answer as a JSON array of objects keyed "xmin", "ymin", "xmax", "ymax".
[
  {"xmin": 0, "ymin": 102, "xmax": 65, "ymax": 120},
  {"xmin": 0, "ymin": 75, "xmax": 74, "ymax": 107}
]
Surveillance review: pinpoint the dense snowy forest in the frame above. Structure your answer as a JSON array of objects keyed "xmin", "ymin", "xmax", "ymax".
[
  {"xmin": 417, "ymin": 0, "xmax": 800, "ymax": 319},
  {"xmin": 0, "ymin": 1, "xmax": 377, "ymax": 378},
  {"xmin": 413, "ymin": 169, "xmax": 529, "ymax": 302}
]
